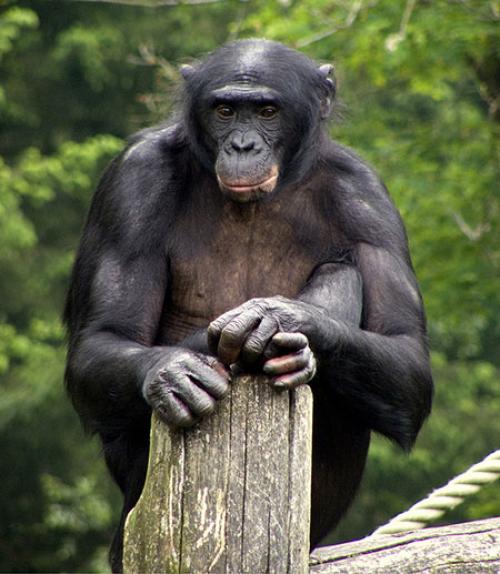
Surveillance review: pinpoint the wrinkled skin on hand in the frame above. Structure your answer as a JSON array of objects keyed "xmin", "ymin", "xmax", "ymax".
[
  {"xmin": 208, "ymin": 296, "xmax": 328, "ymax": 388},
  {"xmin": 142, "ymin": 348, "xmax": 229, "ymax": 427}
]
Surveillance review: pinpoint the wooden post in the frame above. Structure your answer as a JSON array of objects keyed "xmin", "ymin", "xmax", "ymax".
[{"xmin": 123, "ymin": 375, "xmax": 313, "ymax": 574}]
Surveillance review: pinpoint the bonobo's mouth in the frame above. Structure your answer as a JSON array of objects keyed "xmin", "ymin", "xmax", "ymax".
[{"xmin": 217, "ymin": 166, "xmax": 279, "ymax": 197}]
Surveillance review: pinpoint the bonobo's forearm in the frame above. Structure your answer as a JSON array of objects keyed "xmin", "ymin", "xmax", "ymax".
[
  {"xmin": 69, "ymin": 329, "xmax": 211, "ymax": 416},
  {"xmin": 317, "ymin": 322, "xmax": 433, "ymax": 449},
  {"xmin": 66, "ymin": 328, "xmax": 228, "ymax": 435},
  {"xmin": 66, "ymin": 331, "xmax": 166, "ymax": 431}
]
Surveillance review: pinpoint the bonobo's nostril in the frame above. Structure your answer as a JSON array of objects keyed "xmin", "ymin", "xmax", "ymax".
[{"xmin": 231, "ymin": 134, "xmax": 256, "ymax": 152}]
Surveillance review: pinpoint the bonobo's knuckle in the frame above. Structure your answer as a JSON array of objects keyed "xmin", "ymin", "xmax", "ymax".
[
  {"xmin": 247, "ymin": 298, "xmax": 267, "ymax": 312},
  {"xmin": 177, "ymin": 350, "xmax": 196, "ymax": 367},
  {"xmin": 245, "ymin": 338, "xmax": 264, "ymax": 356},
  {"xmin": 221, "ymin": 331, "xmax": 240, "ymax": 347},
  {"xmin": 208, "ymin": 321, "xmax": 222, "ymax": 337},
  {"xmin": 210, "ymin": 378, "xmax": 230, "ymax": 398},
  {"xmin": 196, "ymin": 401, "xmax": 216, "ymax": 417},
  {"xmin": 174, "ymin": 412, "xmax": 196, "ymax": 428},
  {"xmin": 273, "ymin": 295, "xmax": 289, "ymax": 306},
  {"xmin": 222, "ymin": 321, "xmax": 245, "ymax": 340},
  {"xmin": 306, "ymin": 358, "xmax": 318, "ymax": 381}
]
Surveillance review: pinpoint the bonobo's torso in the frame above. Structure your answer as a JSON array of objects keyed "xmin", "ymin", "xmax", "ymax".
[
  {"xmin": 155, "ymin": 176, "xmax": 371, "ymax": 542},
  {"xmin": 156, "ymin": 179, "xmax": 341, "ymax": 345}
]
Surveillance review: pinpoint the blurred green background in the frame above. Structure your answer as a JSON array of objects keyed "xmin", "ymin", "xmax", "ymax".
[{"xmin": 0, "ymin": 1, "xmax": 498, "ymax": 571}]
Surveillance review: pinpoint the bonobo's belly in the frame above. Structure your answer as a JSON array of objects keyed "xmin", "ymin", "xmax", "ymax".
[{"xmin": 156, "ymin": 213, "xmax": 319, "ymax": 345}]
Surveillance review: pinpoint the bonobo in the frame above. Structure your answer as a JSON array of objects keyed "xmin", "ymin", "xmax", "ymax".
[{"xmin": 64, "ymin": 39, "xmax": 433, "ymax": 572}]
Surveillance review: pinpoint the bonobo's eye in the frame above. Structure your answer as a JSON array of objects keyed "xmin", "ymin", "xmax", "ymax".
[
  {"xmin": 216, "ymin": 105, "xmax": 235, "ymax": 119},
  {"xmin": 258, "ymin": 106, "xmax": 279, "ymax": 120}
]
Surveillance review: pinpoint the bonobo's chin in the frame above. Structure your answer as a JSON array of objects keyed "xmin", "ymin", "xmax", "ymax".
[{"xmin": 217, "ymin": 169, "xmax": 279, "ymax": 203}]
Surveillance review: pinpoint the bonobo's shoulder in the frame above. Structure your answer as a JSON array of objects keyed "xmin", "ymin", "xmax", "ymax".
[
  {"xmin": 121, "ymin": 122, "xmax": 187, "ymax": 168},
  {"xmin": 319, "ymin": 138, "xmax": 408, "ymax": 251},
  {"xmin": 98, "ymin": 122, "xmax": 187, "ymax": 206},
  {"xmin": 87, "ymin": 123, "xmax": 187, "ymax": 247},
  {"xmin": 320, "ymin": 139, "xmax": 389, "ymax": 200}
]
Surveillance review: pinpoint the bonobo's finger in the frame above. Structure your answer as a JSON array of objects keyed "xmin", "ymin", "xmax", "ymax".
[
  {"xmin": 240, "ymin": 315, "xmax": 279, "ymax": 366},
  {"xmin": 263, "ymin": 346, "xmax": 312, "ymax": 375},
  {"xmin": 264, "ymin": 331, "xmax": 308, "ymax": 359},
  {"xmin": 207, "ymin": 306, "xmax": 249, "ymax": 353},
  {"xmin": 174, "ymin": 377, "xmax": 217, "ymax": 417},
  {"xmin": 189, "ymin": 355, "xmax": 230, "ymax": 399},
  {"xmin": 271, "ymin": 350, "xmax": 317, "ymax": 389},
  {"xmin": 272, "ymin": 367, "xmax": 314, "ymax": 390},
  {"xmin": 216, "ymin": 311, "xmax": 261, "ymax": 365},
  {"xmin": 156, "ymin": 391, "xmax": 197, "ymax": 428}
]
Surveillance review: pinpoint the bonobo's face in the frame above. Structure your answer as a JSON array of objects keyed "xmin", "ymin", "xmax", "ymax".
[
  {"xmin": 205, "ymin": 84, "xmax": 283, "ymax": 203},
  {"xmin": 183, "ymin": 40, "xmax": 336, "ymax": 203}
]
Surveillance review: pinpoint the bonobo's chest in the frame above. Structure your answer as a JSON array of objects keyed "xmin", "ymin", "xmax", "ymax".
[{"xmin": 159, "ymin": 197, "xmax": 328, "ymax": 344}]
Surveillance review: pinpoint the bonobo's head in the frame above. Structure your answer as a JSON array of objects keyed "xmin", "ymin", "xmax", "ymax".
[{"xmin": 181, "ymin": 39, "xmax": 335, "ymax": 202}]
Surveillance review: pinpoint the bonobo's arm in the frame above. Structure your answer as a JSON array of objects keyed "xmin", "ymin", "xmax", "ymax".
[
  {"xmin": 65, "ymin": 155, "xmax": 229, "ymax": 436},
  {"xmin": 298, "ymin": 261, "xmax": 363, "ymax": 325},
  {"xmin": 208, "ymin": 247, "xmax": 433, "ymax": 450},
  {"xmin": 65, "ymin": 249, "xmax": 229, "ymax": 435}
]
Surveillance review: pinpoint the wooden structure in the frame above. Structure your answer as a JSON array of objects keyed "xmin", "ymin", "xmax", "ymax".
[
  {"xmin": 123, "ymin": 375, "xmax": 313, "ymax": 574},
  {"xmin": 310, "ymin": 517, "xmax": 500, "ymax": 573}
]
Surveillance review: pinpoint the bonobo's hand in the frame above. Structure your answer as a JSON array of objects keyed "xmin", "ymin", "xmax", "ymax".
[
  {"xmin": 263, "ymin": 332, "xmax": 317, "ymax": 388},
  {"xmin": 142, "ymin": 349, "xmax": 229, "ymax": 428},
  {"xmin": 208, "ymin": 295, "xmax": 328, "ymax": 373}
]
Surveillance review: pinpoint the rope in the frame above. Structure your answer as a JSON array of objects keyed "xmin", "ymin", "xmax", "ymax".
[{"xmin": 371, "ymin": 449, "xmax": 500, "ymax": 536}]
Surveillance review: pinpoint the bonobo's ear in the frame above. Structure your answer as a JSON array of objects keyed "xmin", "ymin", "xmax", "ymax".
[
  {"xmin": 179, "ymin": 64, "xmax": 195, "ymax": 81},
  {"xmin": 318, "ymin": 64, "xmax": 336, "ymax": 119}
]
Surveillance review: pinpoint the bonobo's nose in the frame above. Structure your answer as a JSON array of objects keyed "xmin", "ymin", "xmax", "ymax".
[{"xmin": 230, "ymin": 132, "xmax": 260, "ymax": 153}]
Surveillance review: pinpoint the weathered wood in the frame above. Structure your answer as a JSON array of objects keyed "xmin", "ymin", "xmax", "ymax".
[
  {"xmin": 310, "ymin": 517, "xmax": 500, "ymax": 573},
  {"xmin": 123, "ymin": 375, "xmax": 313, "ymax": 574}
]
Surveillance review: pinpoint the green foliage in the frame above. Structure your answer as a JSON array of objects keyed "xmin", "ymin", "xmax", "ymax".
[
  {"xmin": 0, "ymin": 1, "xmax": 498, "ymax": 571},
  {"xmin": 0, "ymin": 7, "xmax": 38, "ymax": 59}
]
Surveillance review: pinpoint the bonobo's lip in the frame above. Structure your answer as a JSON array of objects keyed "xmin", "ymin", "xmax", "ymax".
[{"xmin": 217, "ymin": 171, "xmax": 279, "ymax": 194}]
